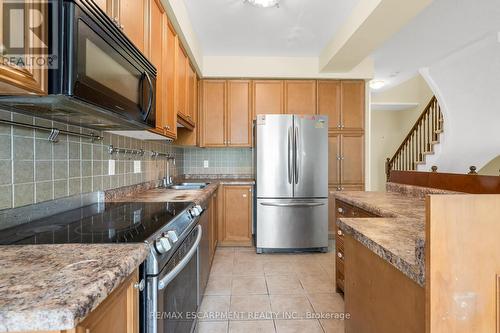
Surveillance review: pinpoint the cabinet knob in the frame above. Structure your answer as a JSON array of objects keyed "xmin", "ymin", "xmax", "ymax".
[
  {"xmin": 337, "ymin": 252, "xmax": 343, "ymax": 259},
  {"xmin": 341, "ymin": 124, "xmax": 345, "ymax": 129},
  {"xmin": 337, "ymin": 207, "xmax": 344, "ymax": 213},
  {"xmin": 337, "ymin": 124, "xmax": 341, "ymax": 128},
  {"xmin": 337, "ymin": 230, "xmax": 343, "ymax": 236},
  {"xmin": 134, "ymin": 279, "xmax": 145, "ymax": 291},
  {"xmin": 243, "ymin": 194, "xmax": 247, "ymax": 198}
]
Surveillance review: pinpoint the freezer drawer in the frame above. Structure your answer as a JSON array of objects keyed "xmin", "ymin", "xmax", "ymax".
[{"xmin": 256, "ymin": 198, "xmax": 328, "ymax": 251}]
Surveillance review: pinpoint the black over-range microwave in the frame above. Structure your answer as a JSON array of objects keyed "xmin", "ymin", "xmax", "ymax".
[{"xmin": 0, "ymin": 0, "xmax": 157, "ymax": 130}]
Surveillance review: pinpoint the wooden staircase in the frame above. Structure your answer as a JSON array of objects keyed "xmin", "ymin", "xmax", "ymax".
[{"xmin": 385, "ymin": 96, "xmax": 443, "ymax": 179}]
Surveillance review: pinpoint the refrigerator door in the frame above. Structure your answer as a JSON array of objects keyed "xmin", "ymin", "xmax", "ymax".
[
  {"xmin": 256, "ymin": 198, "xmax": 328, "ymax": 250},
  {"xmin": 256, "ymin": 115, "xmax": 294, "ymax": 198},
  {"xmin": 293, "ymin": 115, "xmax": 328, "ymax": 198}
]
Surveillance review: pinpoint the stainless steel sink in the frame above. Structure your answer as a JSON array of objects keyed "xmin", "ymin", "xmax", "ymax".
[{"xmin": 166, "ymin": 182, "xmax": 209, "ymax": 190}]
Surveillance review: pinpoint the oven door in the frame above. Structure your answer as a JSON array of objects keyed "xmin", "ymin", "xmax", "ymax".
[
  {"xmin": 67, "ymin": 2, "xmax": 156, "ymax": 127},
  {"xmin": 150, "ymin": 225, "xmax": 201, "ymax": 333}
]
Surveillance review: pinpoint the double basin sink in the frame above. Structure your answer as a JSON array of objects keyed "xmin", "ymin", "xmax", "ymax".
[{"xmin": 165, "ymin": 182, "xmax": 209, "ymax": 190}]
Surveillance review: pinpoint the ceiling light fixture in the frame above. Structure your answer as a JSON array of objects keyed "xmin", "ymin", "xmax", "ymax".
[
  {"xmin": 244, "ymin": 0, "xmax": 280, "ymax": 8},
  {"xmin": 369, "ymin": 80, "xmax": 385, "ymax": 90}
]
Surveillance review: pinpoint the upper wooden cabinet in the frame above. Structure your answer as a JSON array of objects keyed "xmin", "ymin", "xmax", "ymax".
[
  {"xmin": 201, "ymin": 80, "xmax": 226, "ymax": 147},
  {"xmin": 118, "ymin": 0, "xmax": 147, "ymax": 53},
  {"xmin": 227, "ymin": 80, "xmax": 252, "ymax": 147},
  {"xmin": 163, "ymin": 22, "xmax": 178, "ymax": 138},
  {"xmin": 253, "ymin": 80, "xmax": 283, "ymax": 116},
  {"xmin": 148, "ymin": 0, "xmax": 165, "ymax": 135},
  {"xmin": 284, "ymin": 80, "xmax": 317, "ymax": 115},
  {"xmin": 318, "ymin": 80, "xmax": 341, "ymax": 129},
  {"xmin": 200, "ymin": 80, "xmax": 252, "ymax": 148},
  {"xmin": 0, "ymin": 0, "xmax": 47, "ymax": 95},
  {"xmin": 341, "ymin": 81, "xmax": 365, "ymax": 131},
  {"xmin": 187, "ymin": 64, "xmax": 197, "ymax": 121},
  {"xmin": 219, "ymin": 185, "xmax": 253, "ymax": 246},
  {"xmin": 176, "ymin": 45, "xmax": 188, "ymax": 121}
]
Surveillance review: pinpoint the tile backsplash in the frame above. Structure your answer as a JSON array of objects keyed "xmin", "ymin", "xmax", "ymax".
[
  {"xmin": 0, "ymin": 110, "xmax": 182, "ymax": 210},
  {"xmin": 183, "ymin": 147, "xmax": 253, "ymax": 175}
]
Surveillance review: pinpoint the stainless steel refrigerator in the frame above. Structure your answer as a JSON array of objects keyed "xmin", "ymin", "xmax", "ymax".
[{"xmin": 255, "ymin": 114, "xmax": 328, "ymax": 253}]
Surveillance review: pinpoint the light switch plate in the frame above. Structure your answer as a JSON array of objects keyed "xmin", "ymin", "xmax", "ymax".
[
  {"xmin": 203, "ymin": 160, "xmax": 209, "ymax": 168},
  {"xmin": 133, "ymin": 160, "xmax": 141, "ymax": 174},
  {"xmin": 108, "ymin": 160, "xmax": 115, "ymax": 175}
]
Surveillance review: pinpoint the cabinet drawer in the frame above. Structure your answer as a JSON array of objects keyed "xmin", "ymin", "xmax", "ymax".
[{"xmin": 335, "ymin": 199, "xmax": 378, "ymax": 219}]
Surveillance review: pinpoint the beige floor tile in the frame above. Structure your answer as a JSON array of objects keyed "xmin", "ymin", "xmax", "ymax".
[
  {"xmin": 229, "ymin": 295, "xmax": 272, "ymax": 320},
  {"xmin": 199, "ymin": 296, "xmax": 231, "ymax": 321},
  {"xmin": 263, "ymin": 262, "xmax": 296, "ymax": 275},
  {"xmin": 265, "ymin": 275, "xmax": 305, "ymax": 295},
  {"xmin": 211, "ymin": 261, "xmax": 234, "ymax": 276},
  {"xmin": 299, "ymin": 275, "xmax": 336, "ymax": 294},
  {"xmin": 231, "ymin": 276, "xmax": 268, "ymax": 295},
  {"xmin": 270, "ymin": 295, "xmax": 314, "ymax": 319},
  {"xmin": 307, "ymin": 293, "xmax": 344, "ymax": 313},
  {"xmin": 228, "ymin": 320, "xmax": 276, "ymax": 333},
  {"xmin": 320, "ymin": 319, "xmax": 345, "ymax": 333},
  {"xmin": 196, "ymin": 321, "xmax": 229, "ymax": 333},
  {"xmin": 293, "ymin": 262, "xmax": 328, "ymax": 276},
  {"xmin": 275, "ymin": 319, "xmax": 323, "ymax": 333},
  {"xmin": 232, "ymin": 261, "xmax": 264, "ymax": 276},
  {"xmin": 205, "ymin": 275, "xmax": 233, "ymax": 296}
]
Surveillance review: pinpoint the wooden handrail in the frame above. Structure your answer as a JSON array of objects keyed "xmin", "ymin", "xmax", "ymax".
[{"xmin": 386, "ymin": 96, "xmax": 443, "ymax": 179}]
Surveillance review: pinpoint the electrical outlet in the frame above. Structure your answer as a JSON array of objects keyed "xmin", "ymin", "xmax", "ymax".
[
  {"xmin": 203, "ymin": 160, "xmax": 209, "ymax": 168},
  {"xmin": 133, "ymin": 160, "xmax": 141, "ymax": 174},
  {"xmin": 108, "ymin": 160, "xmax": 115, "ymax": 175}
]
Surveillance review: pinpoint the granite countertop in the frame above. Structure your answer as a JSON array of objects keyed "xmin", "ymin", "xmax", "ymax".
[
  {"xmin": 0, "ymin": 244, "xmax": 149, "ymax": 332},
  {"xmin": 110, "ymin": 178, "xmax": 255, "ymax": 206},
  {"xmin": 334, "ymin": 191, "xmax": 426, "ymax": 286}
]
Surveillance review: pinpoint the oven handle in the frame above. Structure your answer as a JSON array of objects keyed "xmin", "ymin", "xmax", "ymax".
[{"xmin": 158, "ymin": 225, "xmax": 202, "ymax": 291}]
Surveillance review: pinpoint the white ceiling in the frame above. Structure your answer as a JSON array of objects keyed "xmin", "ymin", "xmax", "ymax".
[
  {"xmin": 371, "ymin": 0, "xmax": 500, "ymax": 90},
  {"xmin": 182, "ymin": 0, "xmax": 361, "ymax": 56}
]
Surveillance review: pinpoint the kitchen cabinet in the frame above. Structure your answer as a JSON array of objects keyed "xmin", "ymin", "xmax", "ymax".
[
  {"xmin": 118, "ymin": 0, "xmax": 147, "ymax": 53},
  {"xmin": 253, "ymin": 80, "xmax": 283, "ymax": 115},
  {"xmin": 187, "ymin": 64, "xmax": 197, "ymax": 121},
  {"xmin": 227, "ymin": 80, "xmax": 252, "ymax": 147},
  {"xmin": 341, "ymin": 80, "xmax": 365, "ymax": 131},
  {"xmin": 318, "ymin": 80, "xmax": 341, "ymax": 130},
  {"xmin": 209, "ymin": 189, "xmax": 219, "ymax": 263},
  {"xmin": 201, "ymin": 80, "xmax": 226, "ymax": 147},
  {"xmin": 328, "ymin": 133, "xmax": 340, "ymax": 185},
  {"xmin": 0, "ymin": 0, "xmax": 47, "ymax": 95},
  {"xmin": 176, "ymin": 77, "xmax": 200, "ymax": 146},
  {"xmin": 176, "ymin": 45, "xmax": 194, "ymax": 127},
  {"xmin": 94, "ymin": 0, "xmax": 111, "ymax": 13},
  {"xmin": 341, "ymin": 133, "xmax": 364, "ymax": 185},
  {"xmin": 218, "ymin": 185, "xmax": 253, "ymax": 247},
  {"xmin": 284, "ymin": 80, "xmax": 317, "ymax": 114},
  {"xmin": 163, "ymin": 21, "xmax": 178, "ymax": 138}
]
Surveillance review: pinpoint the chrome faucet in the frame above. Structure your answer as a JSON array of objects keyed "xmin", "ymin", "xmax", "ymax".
[{"xmin": 162, "ymin": 158, "xmax": 175, "ymax": 187}]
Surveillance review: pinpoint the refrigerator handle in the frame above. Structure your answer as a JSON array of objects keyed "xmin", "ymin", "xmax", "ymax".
[
  {"xmin": 294, "ymin": 126, "xmax": 299, "ymax": 184},
  {"xmin": 287, "ymin": 127, "xmax": 293, "ymax": 184}
]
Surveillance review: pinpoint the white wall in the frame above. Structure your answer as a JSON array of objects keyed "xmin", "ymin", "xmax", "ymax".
[{"xmin": 421, "ymin": 33, "xmax": 500, "ymax": 173}]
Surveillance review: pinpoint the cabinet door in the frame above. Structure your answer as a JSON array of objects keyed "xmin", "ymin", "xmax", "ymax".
[
  {"xmin": 94, "ymin": 0, "xmax": 112, "ymax": 14},
  {"xmin": 202, "ymin": 80, "xmax": 226, "ymax": 147},
  {"xmin": 328, "ymin": 187, "xmax": 337, "ymax": 239},
  {"xmin": 187, "ymin": 64, "xmax": 196, "ymax": 123},
  {"xmin": 341, "ymin": 81, "xmax": 365, "ymax": 131},
  {"xmin": 341, "ymin": 133, "xmax": 364, "ymax": 185},
  {"xmin": 76, "ymin": 270, "xmax": 139, "ymax": 333},
  {"xmin": 0, "ymin": 0, "xmax": 47, "ymax": 95},
  {"xmin": 210, "ymin": 190, "xmax": 218, "ymax": 259},
  {"xmin": 163, "ymin": 22, "xmax": 177, "ymax": 138},
  {"xmin": 284, "ymin": 80, "xmax": 317, "ymax": 115},
  {"xmin": 318, "ymin": 80, "xmax": 341, "ymax": 130},
  {"xmin": 118, "ymin": 0, "xmax": 146, "ymax": 53},
  {"xmin": 148, "ymin": 0, "xmax": 165, "ymax": 134},
  {"xmin": 227, "ymin": 80, "xmax": 252, "ymax": 147},
  {"xmin": 328, "ymin": 133, "xmax": 340, "ymax": 186},
  {"xmin": 176, "ymin": 45, "xmax": 188, "ymax": 119},
  {"xmin": 253, "ymin": 80, "xmax": 283, "ymax": 115},
  {"xmin": 222, "ymin": 186, "xmax": 252, "ymax": 246}
]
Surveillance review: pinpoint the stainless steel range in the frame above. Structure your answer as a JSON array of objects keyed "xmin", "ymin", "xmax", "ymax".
[{"xmin": 0, "ymin": 193, "xmax": 205, "ymax": 333}]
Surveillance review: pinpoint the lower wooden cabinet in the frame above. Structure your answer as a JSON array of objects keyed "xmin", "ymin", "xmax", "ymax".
[
  {"xmin": 208, "ymin": 188, "xmax": 218, "ymax": 263},
  {"xmin": 218, "ymin": 185, "xmax": 253, "ymax": 246}
]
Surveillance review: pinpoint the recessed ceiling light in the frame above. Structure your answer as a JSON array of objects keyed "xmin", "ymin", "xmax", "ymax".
[
  {"xmin": 244, "ymin": 0, "xmax": 280, "ymax": 8},
  {"xmin": 369, "ymin": 80, "xmax": 385, "ymax": 90}
]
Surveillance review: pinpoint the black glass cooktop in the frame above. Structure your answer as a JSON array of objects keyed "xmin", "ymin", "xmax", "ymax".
[{"xmin": 0, "ymin": 202, "xmax": 192, "ymax": 245}]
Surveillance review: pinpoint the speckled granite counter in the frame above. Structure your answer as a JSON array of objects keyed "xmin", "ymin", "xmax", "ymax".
[
  {"xmin": 0, "ymin": 243, "xmax": 149, "ymax": 332},
  {"xmin": 109, "ymin": 178, "xmax": 255, "ymax": 206},
  {"xmin": 334, "ymin": 191, "xmax": 426, "ymax": 286}
]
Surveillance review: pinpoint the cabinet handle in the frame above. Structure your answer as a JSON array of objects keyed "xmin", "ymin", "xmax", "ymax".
[
  {"xmin": 249, "ymin": 188, "xmax": 252, "ymax": 192},
  {"xmin": 120, "ymin": 24, "xmax": 124, "ymax": 30},
  {"xmin": 337, "ymin": 124, "xmax": 341, "ymax": 128},
  {"xmin": 341, "ymin": 124, "xmax": 345, "ymax": 129},
  {"xmin": 134, "ymin": 279, "xmax": 145, "ymax": 291},
  {"xmin": 337, "ymin": 207, "xmax": 344, "ymax": 213},
  {"xmin": 337, "ymin": 230, "xmax": 343, "ymax": 236},
  {"xmin": 337, "ymin": 252, "xmax": 343, "ymax": 259},
  {"xmin": 243, "ymin": 194, "xmax": 247, "ymax": 198},
  {"xmin": 341, "ymin": 187, "xmax": 345, "ymax": 191}
]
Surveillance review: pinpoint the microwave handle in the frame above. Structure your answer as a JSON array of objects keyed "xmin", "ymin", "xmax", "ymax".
[
  {"xmin": 142, "ymin": 72, "xmax": 153, "ymax": 121},
  {"xmin": 158, "ymin": 225, "xmax": 202, "ymax": 290}
]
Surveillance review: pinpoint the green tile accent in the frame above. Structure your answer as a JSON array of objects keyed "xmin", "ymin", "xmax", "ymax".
[{"xmin": 13, "ymin": 183, "xmax": 34, "ymax": 207}]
